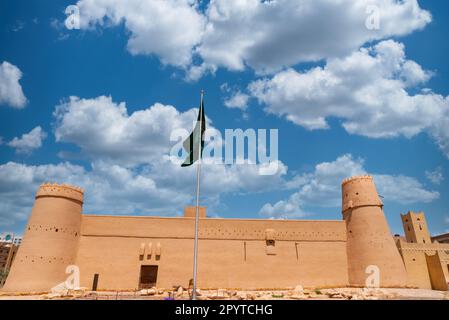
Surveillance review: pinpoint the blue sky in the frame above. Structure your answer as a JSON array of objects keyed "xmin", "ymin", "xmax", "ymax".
[{"xmin": 0, "ymin": 0, "xmax": 448, "ymax": 236}]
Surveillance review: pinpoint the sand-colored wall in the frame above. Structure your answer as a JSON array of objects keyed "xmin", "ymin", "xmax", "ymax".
[
  {"xmin": 75, "ymin": 215, "xmax": 349, "ymax": 290},
  {"xmin": 426, "ymin": 252, "xmax": 448, "ymax": 291},
  {"xmin": 396, "ymin": 240, "xmax": 449, "ymax": 289},
  {"xmin": 396, "ymin": 240, "xmax": 432, "ymax": 289}
]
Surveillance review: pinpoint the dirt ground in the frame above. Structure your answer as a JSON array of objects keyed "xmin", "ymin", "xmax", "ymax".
[{"xmin": 1, "ymin": 287, "xmax": 448, "ymax": 300}]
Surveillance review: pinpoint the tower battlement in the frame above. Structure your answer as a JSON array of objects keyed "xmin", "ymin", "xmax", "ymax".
[
  {"xmin": 36, "ymin": 183, "xmax": 84, "ymax": 203},
  {"xmin": 341, "ymin": 175, "xmax": 373, "ymax": 186},
  {"xmin": 342, "ymin": 175, "xmax": 383, "ymax": 213}
]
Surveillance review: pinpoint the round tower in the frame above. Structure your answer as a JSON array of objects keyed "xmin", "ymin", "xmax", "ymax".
[
  {"xmin": 342, "ymin": 175, "xmax": 408, "ymax": 288},
  {"xmin": 2, "ymin": 183, "xmax": 83, "ymax": 292}
]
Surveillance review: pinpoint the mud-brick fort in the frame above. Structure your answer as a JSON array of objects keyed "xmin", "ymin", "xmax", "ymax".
[{"xmin": 2, "ymin": 176, "xmax": 449, "ymax": 292}]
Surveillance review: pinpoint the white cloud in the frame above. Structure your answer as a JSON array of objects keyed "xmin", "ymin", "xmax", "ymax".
[
  {"xmin": 0, "ymin": 90, "xmax": 295, "ymax": 228},
  {"xmin": 7, "ymin": 126, "xmax": 47, "ymax": 154},
  {"xmin": 0, "ymin": 61, "xmax": 27, "ymax": 108},
  {"xmin": 0, "ymin": 151, "xmax": 435, "ymax": 228},
  {"xmin": 224, "ymin": 91, "xmax": 250, "ymax": 111},
  {"xmin": 53, "ymin": 94, "xmax": 290, "ymax": 198},
  {"xmin": 185, "ymin": 63, "xmax": 217, "ymax": 82},
  {"xmin": 0, "ymin": 158, "xmax": 288, "ymax": 229},
  {"xmin": 74, "ymin": 0, "xmax": 431, "ymax": 77},
  {"xmin": 260, "ymin": 154, "xmax": 439, "ymax": 219},
  {"xmin": 248, "ymin": 40, "xmax": 449, "ymax": 157},
  {"xmin": 0, "ymin": 161, "xmax": 188, "ymax": 228},
  {"xmin": 76, "ymin": 0, "xmax": 206, "ymax": 67},
  {"xmin": 199, "ymin": 0, "xmax": 431, "ymax": 74},
  {"xmin": 54, "ymin": 96, "xmax": 200, "ymax": 166},
  {"xmin": 425, "ymin": 167, "xmax": 444, "ymax": 185},
  {"xmin": 0, "ymin": 95, "xmax": 293, "ymax": 228},
  {"xmin": 374, "ymin": 174, "xmax": 439, "ymax": 204}
]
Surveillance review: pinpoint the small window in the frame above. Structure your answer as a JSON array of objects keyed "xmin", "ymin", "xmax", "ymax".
[{"xmin": 419, "ymin": 225, "xmax": 422, "ymax": 231}]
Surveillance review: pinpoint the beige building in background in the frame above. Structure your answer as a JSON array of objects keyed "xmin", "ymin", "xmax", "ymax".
[
  {"xmin": 395, "ymin": 211, "xmax": 449, "ymax": 291},
  {"xmin": 1, "ymin": 175, "xmax": 448, "ymax": 293}
]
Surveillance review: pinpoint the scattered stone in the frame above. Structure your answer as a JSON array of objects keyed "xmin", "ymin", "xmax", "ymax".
[
  {"xmin": 139, "ymin": 288, "xmax": 157, "ymax": 296},
  {"xmin": 217, "ymin": 289, "xmax": 228, "ymax": 297},
  {"xmin": 246, "ymin": 293, "xmax": 256, "ymax": 300},
  {"xmin": 236, "ymin": 292, "xmax": 247, "ymax": 300},
  {"xmin": 293, "ymin": 285, "xmax": 304, "ymax": 294},
  {"xmin": 193, "ymin": 289, "xmax": 203, "ymax": 297},
  {"xmin": 290, "ymin": 294, "xmax": 306, "ymax": 300},
  {"xmin": 43, "ymin": 292, "xmax": 63, "ymax": 299}
]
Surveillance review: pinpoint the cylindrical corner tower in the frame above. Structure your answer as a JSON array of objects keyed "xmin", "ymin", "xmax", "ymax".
[
  {"xmin": 2, "ymin": 183, "xmax": 83, "ymax": 292},
  {"xmin": 342, "ymin": 176, "xmax": 407, "ymax": 288}
]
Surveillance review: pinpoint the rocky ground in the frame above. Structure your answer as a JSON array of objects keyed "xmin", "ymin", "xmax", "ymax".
[{"xmin": 1, "ymin": 285, "xmax": 448, "ymax": 300}]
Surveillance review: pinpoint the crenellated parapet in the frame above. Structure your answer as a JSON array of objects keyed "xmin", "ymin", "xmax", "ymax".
[
  {"xmin": 341, "ymin": 174, "xmax": 373, "ymax": 185},
  {"xmin": 342, "ymin": 175, "xmax": 383, "ymax": 213},
  {"xmin": 36, "ymin": 182, "xmax": 84, "ymax": 204}
]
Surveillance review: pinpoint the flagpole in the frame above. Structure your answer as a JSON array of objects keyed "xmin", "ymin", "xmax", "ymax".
[{"xmin": 192, "ymin": 90, "xmax": 204, "ymax": 300}]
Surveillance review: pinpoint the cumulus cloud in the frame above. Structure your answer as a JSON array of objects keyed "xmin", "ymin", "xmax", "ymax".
[
  {"xmin": 7, "ymin": 127, "xmax": 47, "ymax": 154},
  {"xmin": 248, "ymin": 40, "xmax": 449, "ymax": 157},
  {"xmin": 0, "ymin": 161, "xmax": 188, "ymax": 228},
  {"xmin": 0, "ymin": 158, "xmax": 288, "ymax": 229},
  {"xmin": 425, "ymin": 167, "xmax": 444, "ymax": 185},
  {"xmin": 224, "ymin": 91, "xmax": 250, "ymax": 111},
  {"xmin": 54, "ymin": 96, "xmax": 201, "ymax": 166},
  {"xmin": 2, "ymin": 94, "xmax": 439, "ymax": 228},
  {"xmin": 374, "ymin": 174, "xmax": 439, "ymax": 204},
  {"xmin": 259, "ymin": 154, "xmax": 439, "ymax": 219},
  {"xmin": 76, "ymin": 0, "xmax": 206, "ymax": 67},
  {"xmin": 199, "ymin": 0, "xmax": 430, "ymax": 74},
  {"xmin": 74, "ymin": 0, "xmax": 431, "ymax": 76},
  {"xmin": 0, "ymin": 95, "xmax": 291, "ymax": 228},
  {"xmin": 0, "ymin": 61, "xmax": 27, "ymax": 108}
]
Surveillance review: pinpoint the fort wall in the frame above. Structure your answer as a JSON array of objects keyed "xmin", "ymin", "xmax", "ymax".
[
  {"xmin": 396, "ymin": 239, "xmax": 449, "ymax": 289},
  {"xmin": 4, "ymin": 176, "xmax": 444, "ymax": 293},
  {"xmin": 76, "ymin": 216, "xmax": 349, "ymax": 290}
]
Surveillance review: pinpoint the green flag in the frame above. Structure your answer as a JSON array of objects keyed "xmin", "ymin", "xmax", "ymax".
[{"xmin": 181, "ymin": 93, "xmax": 206, "ymax": 167}]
